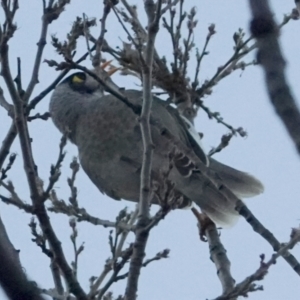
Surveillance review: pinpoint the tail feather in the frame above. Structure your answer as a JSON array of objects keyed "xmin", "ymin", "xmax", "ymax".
[
  {"xmin": 193, "ymin": 181, "xmax": 240, "ymax": 227},
  {"xmin": 209, "ymin": 158, "xmax": 264, "ymax": 198},
  {"xmin": 190, "ymin": 159, "xmax": 264, "ymax": 227}
]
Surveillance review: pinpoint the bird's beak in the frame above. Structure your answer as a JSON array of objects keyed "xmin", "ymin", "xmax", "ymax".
[
  {"xmin": 100, "ymin": 60, "xmax": 113, "ymax": 69},
  {"xmin": 88, "ymin": 61, "xmax": 122, "ymax": 94},
  {"xmin": 100, "ymin": 60, "xmax": 120, "ymax": 77}
]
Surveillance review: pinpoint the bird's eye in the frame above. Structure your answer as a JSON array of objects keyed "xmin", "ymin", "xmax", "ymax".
[{"xmin": 71, "ymin": 73, "xmax": 86, "ymax": 84}]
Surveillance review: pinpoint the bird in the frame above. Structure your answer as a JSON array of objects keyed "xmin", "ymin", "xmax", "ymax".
[{"xmin": 49, "ymin": 66, "xmax": 264, "ymax": 227}]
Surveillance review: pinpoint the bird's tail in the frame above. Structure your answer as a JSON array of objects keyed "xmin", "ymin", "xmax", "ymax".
[
  {"xmin": 209, "ymin": 158, "xmax": 264, "ymax": 198},
  {"xmin": 192, "ymin": 180, "xmax": 240, "ymax": 227},
  {"xmin": 191, "ymin": 159, "xmax": 264, "ymax": 227}
]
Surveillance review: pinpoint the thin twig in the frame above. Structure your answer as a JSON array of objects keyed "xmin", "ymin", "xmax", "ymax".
[
  {"xmin": 14, "ymin": 57, "xmax": 23, "ymax": 97},
  {"xmin": 49, "ymin": 189, "xmax": 134, "ymax": 231},
  {"xmin": 115, "ymin": 206, "xmax": 138, "ymax": 257},
  {"xmin": 43, "ymin": 135, "xmax": 67, "ymax": 201},
  {"xmin": 200, "ymin": 102, "xmax": 245, "ymax": 136},
  {"xmin": 82, "ymin": 13, "xmax": 93, "ymax": 61},
  {"xmin": 22, "ymin": 3, "xmax": 51, "ymax": 103},
  {"xmin": 0, "ymin": 86, "xmax": 14, "ymax": 116},
  {"xmin": 92, "ymin": 1, "xmax": 112, "ymax": 67},
  {"xmin": 192, "ymin": 24, "xmax": 216, "ymax": 90},
  {"xmin": 111, "ymin": 5, "xmax": 146, "ymax": 67},
  {"xmin": 88, "ymin": 207, "xmax": 138, "ymax": 298},
  {"xmin": 27, "ymin": 46, "xmax": 94, "ymax": 113},
  {"xmin": 70, "ymin": 218, "xmax": 84, "ymax": 279},
  {"xmin": 0, "ymin": 122, "xmax": 17, "ymax": 170},
  {"xmin": 208, "ymin": 133, "xmax": 234, "ymax": 157},
  {"xmin": 160, "ymin": 0, "xmax": 180, "ymax": 15},
  {"xmin": 114, "ymin": 248, "xmax": 170, "ymax": 282},
  {"xmin": 97, "ymin": 246, "xmax": 133, "ymax": 300},
  {"xmin": 196, "ymin": 36, "xmax": 255, "ymax": 98},
  {"xmin": 0, "ymin": 189, "xmax": 34, "ymax": 214}
]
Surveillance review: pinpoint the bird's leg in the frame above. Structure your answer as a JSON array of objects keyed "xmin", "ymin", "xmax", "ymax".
[{"xmin": 191, "ymin": 207, "xmax": 217, "ymax": 242}]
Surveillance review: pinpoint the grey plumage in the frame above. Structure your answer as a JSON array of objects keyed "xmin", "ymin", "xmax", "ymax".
[{"xmin": 49, "ymin": 71, "xmax": 264, "ymax": 226}]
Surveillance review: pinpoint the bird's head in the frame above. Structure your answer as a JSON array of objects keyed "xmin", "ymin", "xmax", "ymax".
[
  {"xmin": 56, "ymin": 60, "xmax": 120, "ymax": 97},
  {"xmin": 49, "ymin": 61, "xmax": 120, "ymax": 141}
]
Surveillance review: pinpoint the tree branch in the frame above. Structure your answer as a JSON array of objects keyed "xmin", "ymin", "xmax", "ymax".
[
  {"xmin": 0, "ymin": 215, "xmax": 44, "ymax": 299},
  {"xmin": 236, "ymin": 200, "xmax": 300, "ymax": 276},
  {"xmin": 248, "ymin": 0, "xmax": 300, "ymax": 155},
  {"xmin": 0, "ymin": 122, "xmax": 17, "ymax": 170},
  {"xmin": 213, "ymin": 227, "xmax": 300, "ymax": 299},
  {"xmin": 192, "ymin": 209, "xmax": 235, "ymax": 295},
  {"xmin": 0, "ymin": 2, "xmax": 87, "ymax": 298},
  {"xmin": 124, "ymin": 1, "xmax": 162, "ymax": 299},
  {"xmin": 23, "ymin": 2, "xmax": 52, "ymax": 103}
]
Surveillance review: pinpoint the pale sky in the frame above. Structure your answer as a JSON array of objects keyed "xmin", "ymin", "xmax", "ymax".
[{"xmin": 0, "ymin": 1, "xmax": 299, "ymax": 299}]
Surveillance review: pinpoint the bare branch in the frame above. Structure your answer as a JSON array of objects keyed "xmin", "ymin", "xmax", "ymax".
[
  {"xmin": 208, "ymin": 133, "xmax": 234, "ymax": 157},
  {"xmin": 27, "ymin": 112, "xmax": 51, "ymax": 122},
  {"xmin": 192, "ymin": 24, "xmax": 216, "ymax": 90},
  {"xmin": 160, "ymin": 0, "xmax": 180, "ymax": 15},
  {"xmin": 248, "ymin": 0, "xmax": 300, "ymax": 155},
  {"xmin": 27, "ymin": 68, "xmax": 69, "ymax": 111},
  {"xmin": 236, "ymin": 200, "xmax": 300, "ymax": 276},
  {"xmin": 0, "ymin": 215, "xmax": 44, "ymax": 300},
  {"xmin": 192, "ymin": 209, "xmax": 235, "ymax": 295},
  {"xmin": 214, "ymin": 227, "xmax": 300, "ymax": 299},
  {"xmin": 124, "ymin": 2, "xmax": 163, "ymax": 299},
  {"xmin": 0, "ymin": 3, "xmax": 87, "ymax": 298},
  {"xmin": 49, "ymin": 189, "xmax": 134, "ymax": 231},
  {"xmin": 0, "ymin": 86, "xmax": 13, "ymax": 116},
  {"xmin": 88, "ymin": 207, "xmax": 138, "ymax": 298},
  {"xmin": 97, "ymin": 245, "xmax": 133, "ymax": 300},
  {"xmin": 199, "ymin": 103, "xmax": 246, "ymax": 136},
  {"xmin": 92, "ymin": 1, "xmax": 113, "ymax": 67},
  {"xmin": 50, "ymin": 260, "xmax": 65, "ymax": 297},
  {"xmin": 27, "ymin": 43, "xmax": 96, "ymax": 113},
  {"xmin": 23, "ymin": 1, "xmax": 58, "ymax": 103},
  {"xmin": 111, "ymin": 5, "xmax": 145, "ymax": 67},
  {"xmin": 69, "ymin": 218, "xmax": 84, "ymax": 279},
  {"xmin": 0, "ymin": 180, "xmax": 34, "ymax": 213},
  {"xmin": 43, "ymin": 135, "xmax": 67, "ymax": 201},
  {"xmin": 113, "ymin": 248, "xmax": 170, "ymax": 282},
  {"xmin": 196, "ymin": 33, "xmax": 255, "ymax": 99}
]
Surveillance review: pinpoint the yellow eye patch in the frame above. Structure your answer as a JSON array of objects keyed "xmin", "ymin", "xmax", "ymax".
[{"xmin": 72, "ymin": 74, "xmax": 85, "ymax": 83}]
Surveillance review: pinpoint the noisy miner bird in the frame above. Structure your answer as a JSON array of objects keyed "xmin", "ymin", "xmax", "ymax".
[{"xmin": 49, "ymin": 65, "xmax": 264, "ymax": 227}]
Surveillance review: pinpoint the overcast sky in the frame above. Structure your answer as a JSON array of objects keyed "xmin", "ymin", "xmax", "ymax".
[{"xmin": 0, "ymin": 1, "xmax": 299, "ymax": 299}]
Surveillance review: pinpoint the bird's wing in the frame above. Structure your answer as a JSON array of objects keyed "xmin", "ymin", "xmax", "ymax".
[
  {"xmin": 122, "ymin": 90, "xmax": 207, "ymax": 165},
  {"xmin": 152, "ymin": 98, "xmax": 208, "ymax": 167}
]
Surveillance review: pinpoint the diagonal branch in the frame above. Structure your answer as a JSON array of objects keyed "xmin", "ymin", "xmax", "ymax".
[
  {"xmin": 0, "ymin": 122, "xmax": 17, "ymax": 171},
  {"xmin": 248, "ymin": 0, "xmax": 300, "ymax": 155},
  {"xmin": 22, "ymin": 3, "xmax": 51, "ymax": 103},
  {"xmin": 0, "ymin": 215, "xmax": 44, "ymax": 300},
  {"xmin": 236, "ymin": 200, "xmax": 300, "ymax": 276},
  {"xmin": 213, "ymin": 227, "xmax": 300, "ymax": 300}
]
